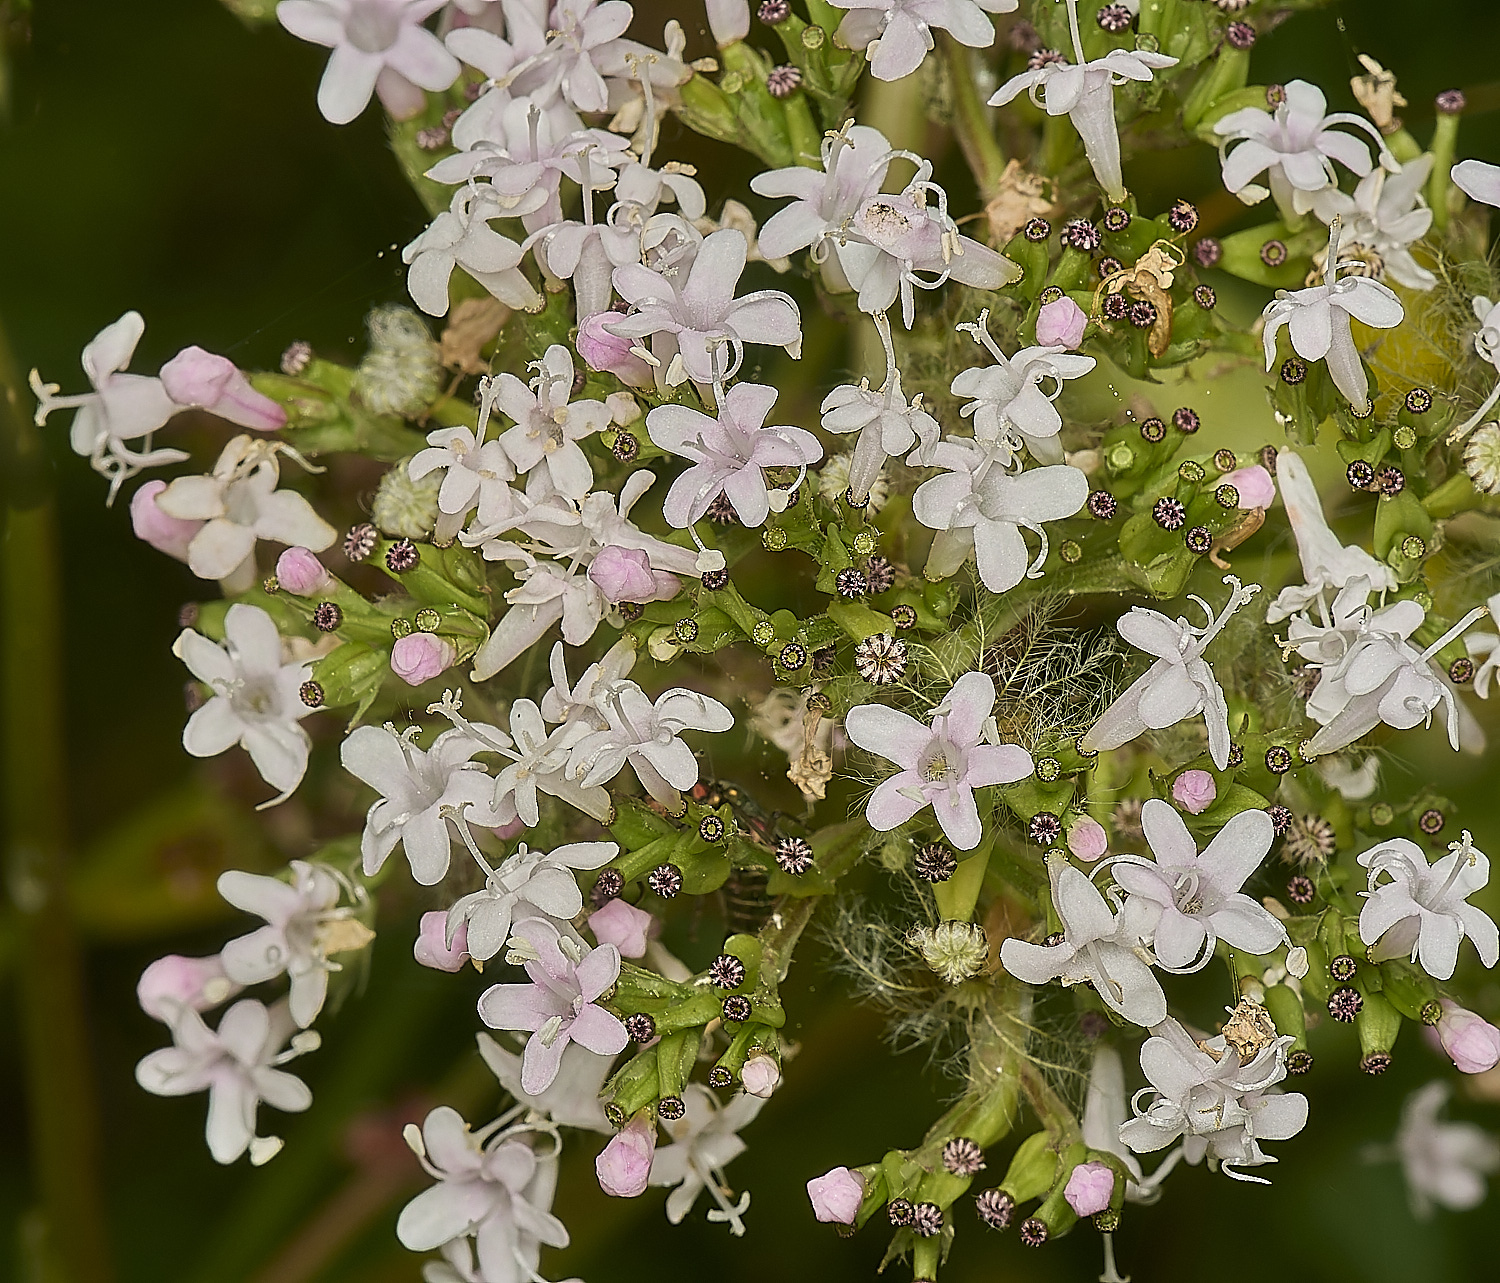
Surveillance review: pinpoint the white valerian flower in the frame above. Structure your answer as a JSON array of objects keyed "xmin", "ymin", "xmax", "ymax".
[
  {"xmin": 569, "ymin": 682, "xmax": 735, "ymax": 809},
  {"xmin": 408, "ymin": 377, "xmax": 518, "ymax": 542},
  {"xmin": 829, "ymin": 0, "xmax": 1014, "ymax": 82},
  {"xmin": 1119, "ymin": 1018, "xmax": 1307, "ymax": 1183},
  {"xmin": 477, "ymin": 1032, "xmax": 615, "ymax": 1133},
  {"xmin": 648, "ymin": 1085, "xmax": 766, "ymax": 1235},
  {"xmin": 1260, "ymin": 217, "xmax": 1404, "ymax": 411},
  {"xmin": 174, "ymin": 604, "xmax": 316, "ymax": 803},
  {"xmin": 1109, "ymin": 800, "xmax": 1285, "ymax": 971},
  {"xmin": 1464, "ymin": 591, "xmax": 1500, "ymax": 697},
  {"xmin": 1453, "ymin": 158, "xmax": 1500, "ymax": 210},
  {"xmin": 135, "ymin": 997, "xmax": 313, "ymax": 1165},
  {"xmin": 276, "ymin": 0, "xmax": 461, "ymax": 125},
  {"xmin": 647, "ymin": 381, "xmax": 823, "ymax": 530},
  {"xmin": 989, "ymin": 0, "xmax": 1176, "ymax": 202},
  {"xmin": 1395, "ymin": 1081, "xmax": 1500, "ymax": 1217},
  {"xmin": 820, "ymin": 311, "xmax": 940, "ymax": 502},
  {"xmin": 1081, "ymin": 1047, "xmax": 1145, "ymax": 1195},
  {"xmin": 1081, "ymin": 577, "xmax": 1261, "ymax": 771},
  {"xmin": 448, "ymin": 840, "xmax": 618, "ymax": 961},
  {"xmin": 396, "ymin": 1106, "xmax": 569, "ymax": 1281},
  {"xmin": 155, "ymin": 435, "xmax": 336, "ymax": 585},
  {"xmin": 217, "ymin": 861, "xmax": 370, "ymax": 1028},
  {"xmin": 402, "ymin": 185, "xmax": 541, "ymax": 317},
  {"xmin": 1447, "ymin": 295, "xmax": 1500, "ymax": 443},
  {"xmin": 1000, "ymin": 851, "xmax": 1168, "ymax": 1027},
  {"xmin": 1215, "ymin": 78, "xmax": 1396, "ymax": 218},
  {"xmin": 1310, "ymin": 155, "xmax": 1436, "ymax": 290},
  {"xmin": 494, "ymin": 344, "xmax": 610, "ymax": 500},
  {"xmin": 949, "ymin": 309, "xmax": 1097, "ymax": 464},
  {"xmin": 1357, "ymin": 831, "xmax": 1499, "ymax": 981},
  {"xmin": 913, "ymin": 439, "xmax": 1089, "ymax": 593},
  {"xmin": 340, "ymin": 722, "xmax": 506, "ymax": 885},
  {"xmin": 539, "ymin": 638, "xmax": 637, "ymax": 732},
  {"xmin": 1264, "ymin": 449, "xmax": 1397, "ymax": 623},
  {"xmin": 607, "ymin": 227, "xmax": 803, "ymax": 386},
  {"xmin": 29, "ymin": 310, "xmax": 183, "ymax": 502}
]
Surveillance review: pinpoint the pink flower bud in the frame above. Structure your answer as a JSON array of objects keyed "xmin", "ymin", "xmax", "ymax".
[
  {"xmin": 275, "ymin": 546, "xmax": 332, "ymax": 596},
  {"xmin": 130, "ymin": 479, "xmax": 204, "ymax": 562},
  {"xmin": 390, "ymin": 632, "xmax": 456, "ymax": 686},
  {"xmin": 1067, "ymin": 815, "xmax": 1108, "ymax": 862},
  {"xmin": 706, "ymin": 0, "xmax": 750, "ymax": 46},
  {"xmin": 596, "ymin": 1111, "xmax": 656, "ymax": 1198},
  {"xmin": 742, "ymin": 1054, "xmax": 781, "ymax": 1098},
  {"xmin": 1036, "ymin": 296, "xmax": 1088, "ymax": 349},
  {"xmin": 588, "ymin": 545, "xmax": 680, "ymax": 604},
  {"xmin": 806, "ymin": 1166, "xmax": 864, "ymax": 1224},
  {"xmin": 588, "ymin": 898, "xmax": 655, "ymax": 959},
  {"xmin": 159, "ymin": 345, "xmax": 287, "ymax": 431},
  {"xmin": 413, "ymin": 911, "xmax": 470, "ymax": 972},
  {"xmin": 577, "ymin": 313, "xmax": 653, "ymax": 388},
  {"xmin": 1172, "ymin": 769, "xmax": 1217, "ymax": 815},
  {"xmin": 1435, "ymin": 1000, "xmax": 1500, "ymax": 1073},
  {"xmin": 1063, "ymin": 1161, "xmax": 1115, "ymax": 1217},
  {"xmin": 1222, "ymin": 464, "xmax": 1276, "ymax": 509},
  {"xmin": 137, "ymin": 954, "xmax": 238, "ymax": 1023}
]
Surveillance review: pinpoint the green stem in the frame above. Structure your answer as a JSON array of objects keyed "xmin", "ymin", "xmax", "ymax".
[
  {"xmin": 2, "ymin": 315, "xmax": 116, "ymax": 1282},
  {"xmin": 942, "ymin": 35, "xmax": 1006, "ymax": 198}
]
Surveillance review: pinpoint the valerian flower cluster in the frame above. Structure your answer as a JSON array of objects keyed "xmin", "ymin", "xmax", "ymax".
[{"xmin": 40, "ymin": 0, "xmax": 1500, "ymax": 1278}]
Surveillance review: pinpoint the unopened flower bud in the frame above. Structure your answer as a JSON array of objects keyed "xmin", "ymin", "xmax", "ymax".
[
  {"xmin": 275, "ymin": 547, "xmax": 332, "ymax": 596},
  {"xmin": 589, "ymin": 897, "xmax": 655, "ymax": 958},
  {"xmin": 1035, "ymin": 295, "xmax": 1088, "ymax": 348},
  {"xmin": 1432, "ymin": 1000, "xmax": 1500, "ymax": 1073},
  {"xmin": 130, "ymin": 479, "xmax": 203, "ymax": 563},
  {"xmin": 807, "ymin": 1166, "xmax": 864, "ymax": 1224},
  {"xmin": 1220, "ymin": 464, "xmax": 1275, "ymax": 508},
  {"xmin": 596, "ymin": 1111, "xmax": 657, "ymax": 1198},
  {"xmin": 741, "ymin": 1054, "xmax": 780, "ymax": 1097},
  {"xmin": 413, "ymin": 910, "xmax": 470, "ymax": 972},
  {"xmin": 137, "ymin": 954, "xmax": 239, "ymax": 1022},
  {"xmin": 1063, "ymin": 1161, "xmax": 1115, "ymax": 1217},
  {"xmin": 577, "ymin": 313, "xmax": 654, "ymax": 387},
  {"xmin": 1066, "ymin": 815, "xmax": 1108, "ymax": 862},
  {"xmin": 589, "ymin": 545, "xmax": 679, "ymax": 604},
  {"xmin": 390, "ymin": 632, "xmax": 455, "ymax": 686},
  {"xmin": 1171, "ymin": 769, "xmax": 1217, "ymax": 815},
  {"xmin": 159, "ymin": 346, "xmax": 287, "ymax": 431}
]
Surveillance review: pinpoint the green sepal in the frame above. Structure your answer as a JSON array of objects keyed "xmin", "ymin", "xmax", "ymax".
[
  {"xmin": 309, "ymin": 642, "xmax": 390, "ymax": 726},
  {"xmin": 1263, "ymin": 982, "xmax": 1308, "ymax": 1052},
  {"xmin": 999, "ymin": 1131, "xmax": 1059, "ymax": 1204},
  {"xmin": 1355, "ymin": 990, "xmax": 1404, "ymax": 1059}
]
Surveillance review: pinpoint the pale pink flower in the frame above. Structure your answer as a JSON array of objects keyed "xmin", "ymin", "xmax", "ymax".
[
  {"xmin": 596, "ymin": 1111, "xmax": 657, "ymax": 1197},
  {"xmin": 1035, "ymin": 295, "xmax": 1088, "ymax": 348},
  {"xmin": 1063, "ymin": 1161, "xmax": 1115, "ymax": 1216},
  {"xmin": 137, "ymin": 954, "xmax": 239, "ymax": 1023},
  {"xmin": 390, "ymin": 632, "xmax": 456, "ymax": 685},
  {"xmin": 414, "ymin": 911, "xmax": 471, "ymax": 972},
  {"xmin": 588, "ymin": 545, "xmax": 680, "ymax": 604},
  {"xmin": 159, "ymin": 347, "xmax": 287, "ymax": 431},
  {"xmin": 1433, "ymin": 1001, "xmax": 1500, "ymax": 1074},
  {"xmin": 576, "ymin": 312, "xmax": 654, "ymax": 388},
  {"xmin": 1172, "ymin": 769, "xmax": 1217, "ymax": 815},
  {"xmin": 1067, "ymin": 815, "xmax": 1108, "ymax": 862},
  {"xmin": 741, "ymin": 1055, "xmax": 780, "ymax": 1098},
  {"xmin": 806, "ymin": 1165, "xmax": 864, "ymax": 1224},
  {"xmin": 588, "ymin": 897, "xmax": 654, "ymax": 959},
  {"xmin": 274, "ymin": 546, "xmax": 332, "ymax": 596},
  {"xmin": 131, "ymin": 480, "xmax": 203, "ymax": 562},
  {"xmin": 1222, "ymin": 464, "xmax": 1275, "ymax": 509}
]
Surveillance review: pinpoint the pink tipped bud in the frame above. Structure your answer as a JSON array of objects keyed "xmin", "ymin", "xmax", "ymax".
[
  {"xmin": 275, "ymin": 546, "xmax": 332, "ymax": 596},
  {"xmin": 1434, "ymin": 1000, "xmax": 1500, "ymax": 1074},
  {"xmin": 159, "ymin": 345, "xmax": 287, "ymax": 431},
  {"xmin": 706, "ymin": 0, "xmax": 750, "ymax": 46},
  {"xmin": 390, "ymin": 632, "xmax": 456, "ymax": 686},
  {"xmin": 577, "ymin": 313, "xmax": 654, "ymax": 388},
  {"xmin": 596, "ymin": 1111, "xmax": 657, "ymax": 1198},
  {"xmin": 1172, "ymin": 769, "xmax": 1217, "ymax": 815},
  {"xmin": 137, "ymin": 954, "xmax": 238, "ymax": 1023},
  {"xmin": 413, "ymin": 911, "xmax": 470, "ymax": 972},
  {"xmin": 806, "ymin": 1166, "xmax": 864, "ymax": 1224},
  {"xmin": 130, "ymin": 479, "xmax": 204, "ymax": 562},
  {"xmin": 1063, "ymin": 1161, "xmax": 1115, "ymax": 1217},
  {"xmin": 1066, "ymin": 815, "xmax": 1108, "ymax": 862},
  {"xmin": 588, "ymin": 897, "xmax": 655, "ymax": 959},
  {"xmin": 742, "ymin": 1054, "xmax": 781, "ymax": 1098},
  {"xmin": 1036, "ymin": 296, "xmax": 1089, "ymax": 349},
  {"xmin": 588, "ymin": 545, "xmax": 680, "ymax": 604},
  {"xmin": 1222, "ymin": 464, "xmax": 1276, "ymax": 509}
]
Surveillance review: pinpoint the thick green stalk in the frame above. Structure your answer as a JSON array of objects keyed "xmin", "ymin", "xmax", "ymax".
[
  {"xmin": 1, "ymin": 316, "xmax": 115, "ymax": 1283},
  {"xmin": 943, "ymin": 35, "xmax": 1006, "ymax": 198}
]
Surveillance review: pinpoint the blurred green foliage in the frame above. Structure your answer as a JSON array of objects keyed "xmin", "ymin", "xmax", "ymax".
[{"xmin": 4, "ymin": 2, "xmax": 1500, "ymax": 1281}]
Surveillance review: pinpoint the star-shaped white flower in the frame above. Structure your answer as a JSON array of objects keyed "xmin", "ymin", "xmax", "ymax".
[
  {"xmin": 1357, "ymin": 831, "xmax": 1499, "ymax": 980},
  {"xmin": 1110, "ymin": 800, "xmax": 1285, "ymax": 971},
  {"xmin": 402, "ymin": 185, "xmax": 539, "ymax": 318},
  {"xmin": 1260, "ymin": 217, "xmax": 1404, "ymax": 410},
  {"xmin": 648, "ymin": 1085, "xmax": 765, "ymax": 1235},
  {"xmin": 1081, "ymin": 576, "xmax": 1260, "ymax": 771},
  {"xmin": 1311, "ymin": 155, "xmax": 1436, "ymax": 291},
  {"xmin": 174, "ymin": 604, "xmax": 316, "ymax": 802},
  {"xmin": 830, "ymin": 0, "xmax": 1013, "ymax": 82},
  {"xmin": 1000, "ymin": 851, "xmax": 1167, "ymax": 1027},
  {"xmin": 448, "ymin": 840, "xmax": 618, "ymax": 961},
  {"xmin": 1395, "ymin": 1081, "xmax": 1500, "ymax": 1217}
]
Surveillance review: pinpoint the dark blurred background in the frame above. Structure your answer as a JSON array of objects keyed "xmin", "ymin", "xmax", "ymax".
[{"xmin": 4, "ymin": 2, "xmax": 1500, "ymax": 1281}]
